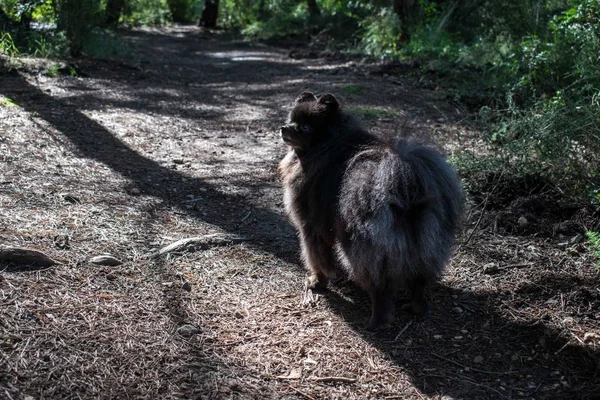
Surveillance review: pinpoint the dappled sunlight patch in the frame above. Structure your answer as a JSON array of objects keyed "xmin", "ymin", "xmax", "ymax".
[
  {"xmin": 224, "ymin": 106, "xmax": 265, "ymax": 122},
  {"xmin": 204, "ymin": 50, "xmax": 292, "ymax": 64},
  {"xmin": 302, "ymin": 61, "xmax": 360, "ymax": 71},
  {"xmin": 0, "ymin": 95, "xmax": 19, "ymax": 108}
]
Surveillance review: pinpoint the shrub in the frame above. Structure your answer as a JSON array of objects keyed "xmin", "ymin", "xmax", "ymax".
[
  {"xmin": 0, "ymin": 31, "xmax": 19, "ymax": 56},
  {"xmin": 455, "ymin": 1, "xmax": 600, "ymax": 196},
  {"xmin": 586, "ymin": 231, "xmax": 600, "ymax": 267},
  {"xmin": 165, "ymin": 0, "xmax": 202, "ymax": 23}
]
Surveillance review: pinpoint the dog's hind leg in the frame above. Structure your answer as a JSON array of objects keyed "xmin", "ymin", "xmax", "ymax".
[
  {"xmin": 406, "ymin": 274, "xmax": 431, "ymax": 318},
  {"xmin": 366, "ymin": 277, "xmax": 395, "ymax": 330}
]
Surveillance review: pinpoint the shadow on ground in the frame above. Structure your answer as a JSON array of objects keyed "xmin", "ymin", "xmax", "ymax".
[
  {"xmin": 325, "ymin": 272, "xmax": 600, "ymax": 399},
  {"xmin": 0, "ymin": 67, "xmax": 297, "ymax": 261},
  {"xmin": 2, "ymin": 41, "xmax": 303, "ymax": 397}
]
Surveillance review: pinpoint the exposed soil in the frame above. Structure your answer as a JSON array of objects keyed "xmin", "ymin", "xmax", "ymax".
[{"xmin": 1, "ymin": 26, "xmax": 599, "ymax": 400}]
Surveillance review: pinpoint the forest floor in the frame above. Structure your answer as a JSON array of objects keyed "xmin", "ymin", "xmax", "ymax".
[{"xmin": 1, "ymin": 26, "xmax": 599, "ymax": 400}]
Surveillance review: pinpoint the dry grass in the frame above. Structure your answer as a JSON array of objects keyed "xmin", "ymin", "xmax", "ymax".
[{"xmin": 1, "ymin": 26, "xmax": 599, "ymax": 400}]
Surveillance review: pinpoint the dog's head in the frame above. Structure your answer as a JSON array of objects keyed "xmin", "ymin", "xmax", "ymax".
[{"xmin": 280, "ymin": 91, "xmax": 339, "ymax": 152}]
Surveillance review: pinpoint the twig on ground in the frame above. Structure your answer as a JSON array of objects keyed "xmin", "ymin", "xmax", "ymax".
[
  {"xmin": 499, "ymin": 263, "xmax": 533, "ymax": 271},
  {"xmin": 309, "ymin": 376, "xmax": 357, "ymax": 384},
  {"xmin": 289, "ymin": 385, "xmax": 316, "ymax": 400},
  {"xmin": 428, "ymin": 374, "xmax": 509, "ymax": 399},
  {"xmin": 431, "ymin": 352, "xmax": 515, "ymax": 375},
  {"xmin": 394, "ymin": 320, "xmax": 413, "ymax": 341}
]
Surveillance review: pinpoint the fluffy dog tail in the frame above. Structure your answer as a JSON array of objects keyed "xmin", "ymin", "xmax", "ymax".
[
  {"xmin": 394, "ymin": 139, "xmax": 463, "ymax": 231},
  {"xmin": 391, "ymin": 139, "xmax": 463, "ymax": 275}
]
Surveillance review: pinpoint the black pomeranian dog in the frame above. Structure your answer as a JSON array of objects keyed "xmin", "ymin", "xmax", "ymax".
[{"xmin": 279, "ymin": 92, "xmax": 463, "ymax": 330}]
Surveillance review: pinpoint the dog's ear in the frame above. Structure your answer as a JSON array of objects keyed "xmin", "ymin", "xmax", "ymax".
[
  {"xmin": 317, "ymin": 93, "xmax": 339, "ymax": 112},
  {"xmin": 295, "ymin": 91, "xmax": 317, "ymax": 104}
]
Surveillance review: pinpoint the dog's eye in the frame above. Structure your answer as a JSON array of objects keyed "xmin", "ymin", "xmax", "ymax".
[{"xmin": 298, "ymin": 124, "xmax": 311, "ymax": 133}]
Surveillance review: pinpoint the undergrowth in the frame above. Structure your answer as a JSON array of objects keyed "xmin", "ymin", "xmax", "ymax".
[
  {"xmin": 413, "ymin": 1, "xmax": 600, "ymax": 199},
  {"xmin": 586, "ymin": 231, "xmax": 600, "ymax": 267}
]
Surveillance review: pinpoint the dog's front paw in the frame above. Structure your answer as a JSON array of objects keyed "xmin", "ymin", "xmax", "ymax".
[
  {"xmin": 306, "ymin": 273, "xmax": 328, "ymax": 291},
  {"xmin": 365, "ymin": 316, "xmax": 392, "ymax": 331}
]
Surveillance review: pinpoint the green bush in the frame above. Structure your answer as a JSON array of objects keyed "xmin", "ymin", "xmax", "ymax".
[
  {"xmin": 450, "ymin": 1, "xmax": 600, "ymax": 196},
  {"xmin": 0, "ymin": 31, "xmax": 19, "ymax": 56},
  {"xmin": 0, "ymin": 0, "xmax": 70, "ymax": 57},
  {"xmin": 165, "ymin": 0, "xmax": 203, "ymax": 23},
  {"xmin": 229, "ymin": 0, "xmax": 370, "ymax": 41},
  {"xmin": 586, "ymin": 231, "xmax": 600, "ymax": 267},
  {"xmin": 241, "ymin": 2, "xmax": 310, "ymax": 39},
  {"xmin": 359, "ymin": 7, "xmax": 402, "ymax": 58}
]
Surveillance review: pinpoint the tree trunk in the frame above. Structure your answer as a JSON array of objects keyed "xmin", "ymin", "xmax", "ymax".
[
  {"xmin": 105, "ymin": 0, "xmax": 125, "ymax": 27},
  {"xmin": 258, "ymin": 0, "xmax": 267, "ymax": 20},
  {"xmin": 307, "ymin": 0, "xmax": 320, "ymax": 18},
  {"xmin": 0, "ymin": 7, "xmax": 13, "ymax": 29},
  {"xmin": 392, "ymin": 0, "xmax": 417, "ymax": 41},
  {"xmin": 199, "ymin": 0, "xmax": 219, "ymax": 28},
  {"xmin": 392, "ymin": 0, "xmax": 416, "ymax": 20}
]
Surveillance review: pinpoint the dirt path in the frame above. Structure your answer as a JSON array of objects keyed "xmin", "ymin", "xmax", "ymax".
[{"xmin": 1, "ymin": 26, "xmax": 598, "ymax": 399}]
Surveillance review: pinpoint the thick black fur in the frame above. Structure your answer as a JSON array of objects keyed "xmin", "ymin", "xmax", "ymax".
[{"xmin": 279, "ymin": 92, "xmax": 463, "ymax": 330}]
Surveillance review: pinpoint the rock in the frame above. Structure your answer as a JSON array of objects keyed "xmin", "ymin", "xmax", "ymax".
[
  {"xmin": 473, "ymin": 355, "xmax": 484, "ymax": 364},
  {"xmin": 517, "ymin": 216, "xmax": 529, "ymax": 228},
  {"xmin": 89, "ymin": 255, "xmax": 123, "ymax": 266},
  {"xmin": 452, "ymin": 306, "xmax": 464, "ymax": 313},
  {"xmin": 583, "ymin": 332, "xmax": 599, "ymax": 343},
  {"xmin": 483, "ymin": 262, "xmax": 499, "ymax": 274},
  {"xmin": 433, "ymin": 335, "xmax": 443, "ymax": 340},
  {"xmin": 569, "ymin": 234, "xmax": 583, "ymax": 244},
  {"xmin": 276, "ymin": 367, "xmax": 302, "ymax": 380},
  {"xmin": 553, "ymin": 220, "xmax": 580, "ymax": 235},
  {"xmin": 62, "ymin": 193, "xmax": 81, "ymax": 204},
  {"xmin": 177, "ymin": 324, "xmax": 200, "ymax": 337},
  {"xmin": 129, "ymin": 188, "xmax": 141, "ymax": 196},
  {"xmin": 181, "ymin": 281, "xmax": 192, "ymax": 292},
  {"xmin": 172, "ymin": 158, "xmax": 184, "ymax": 165},
  {"xmin": 0, "ymin": 245, "xmax": 57, "ymax": 268},
  {"xmin": 562, "ymin": 317, "xmax": 574, "ymax": 324},
  {"xmin": 53, "ymin": 234, "xmax": 70, "ymax": 250}
]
